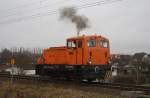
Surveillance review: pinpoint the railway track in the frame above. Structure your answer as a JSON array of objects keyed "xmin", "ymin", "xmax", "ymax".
[
  {"xmin": 0, "ymin": 73, "xmax": 150, "ymax": 94},
  {"xmin": 83, "ymin": 82, "xmax": 150, "ymax": 94}
]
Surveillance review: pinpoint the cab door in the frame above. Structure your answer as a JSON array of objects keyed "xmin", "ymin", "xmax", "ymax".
[
  {"xmin": 99, "ymin": 39, "xmax": 109, "ymax": 64},
  {"xmin": 87, "ymin": 39, "xmax": 97, "ymax": 65},
  {"xmin": 76, "ymin": 40, "xmax": 83, "ymax": 65},
  {"xmin": 67, "ymin": 40, "xmax": 77, "ymax": 65}
]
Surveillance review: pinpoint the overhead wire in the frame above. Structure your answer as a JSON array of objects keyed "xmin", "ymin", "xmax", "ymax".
[
  {"xmin": 77, "ymin": 0, "xmax": 123, "ymax": 9},
  {"xmin": 0, "ymin": 0, "xmax": 50, "ymax": 13},
  {"xmin": 0, "ymin": 0, "xmax": 123, "ymax": 25},
  {"xmin": 0, "ymin": 0, "xmax": 101, "ymax": 13},
  {"xmin": 0, "ymin": 0, "xmax": 120, "ymax": 17},
  {"xmin": 0, "ymin": 0, "xmax": 69, "ymax": 18},
  {"xmin": 0, "ymin": 0, "xmax": 96, "ymax": 18},
  {"xmin": 0, "ymin": 0, "xmax": 106, "ymax": 18}
]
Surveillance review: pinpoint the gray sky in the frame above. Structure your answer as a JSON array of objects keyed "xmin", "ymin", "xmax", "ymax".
[{"xmin": 0, "ymin": 0, "xmax": 150, "ymax": 54}]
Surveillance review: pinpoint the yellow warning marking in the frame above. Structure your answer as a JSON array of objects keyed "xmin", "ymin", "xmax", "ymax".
[
  {"xmin": 105, "ymin": 70, "xmax": 112, "ymax": 79},
  {"xmin": 10, "ymin": 58, "xmax": 15, "ymax": 65}
]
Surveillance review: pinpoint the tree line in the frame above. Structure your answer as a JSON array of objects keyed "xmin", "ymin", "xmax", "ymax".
[{"xmin": 0, "ymin": 48, "xmax": 42, "ymax": 66}]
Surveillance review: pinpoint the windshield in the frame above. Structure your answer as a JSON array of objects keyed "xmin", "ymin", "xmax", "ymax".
[
  {"xmin": 100, "ymin": 40, "xmax": 109, "ymax": 48},
  {"xmin": 87, "ymin": 39, "xmax": 96, "ymax": 47}
]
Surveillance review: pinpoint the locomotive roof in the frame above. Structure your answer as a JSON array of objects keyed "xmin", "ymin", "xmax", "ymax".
[{"xmin": 67, "ymin": 35, "xmax": 109, "ymax": 41}]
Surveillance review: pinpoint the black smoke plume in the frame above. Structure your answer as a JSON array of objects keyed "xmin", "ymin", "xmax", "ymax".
[{"xmin": 60, "ymin": 7, "xmax": 90, "ymax": 35}]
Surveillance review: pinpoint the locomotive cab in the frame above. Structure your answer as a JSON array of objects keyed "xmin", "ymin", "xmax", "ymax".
[{"xmin": 66, "ymin": 35, "xmax": 110, "ymax": 66}]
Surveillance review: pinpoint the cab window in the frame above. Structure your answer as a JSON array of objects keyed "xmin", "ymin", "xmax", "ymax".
[
  {"xmin": 67, "ymin": 40, "xmax": 76, "ymax": 48},
  {"xmin": 100, "ymin": 40, "xmax": 108, "ymax": 48},
  {"xmin": 87, "ymin": 39, "xmax": 96, "ymax": 47}
]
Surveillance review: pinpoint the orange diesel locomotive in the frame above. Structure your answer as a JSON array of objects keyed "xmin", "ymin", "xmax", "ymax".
[{"xmin": 36, "ymin": 35, "xmax": 111, "ymax": 81}]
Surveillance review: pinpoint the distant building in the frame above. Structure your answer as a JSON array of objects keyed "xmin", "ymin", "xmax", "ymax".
[
  {"xmin": 5, "ymin": 67, "xmax": 35, "ymax": 75},
  {"xmin": 110, "ymin": 54, "xmax": 121, "ymax": 60},
  {"xmin": 0, "ymin": 64, "xmax": 11, "ymax": 72},
  {"xmin": 111, "ymin": 63, "xmax": 136, "ymax": 77},
  {"xmin": 5, "ymin": 67, "xmax": 22, "ymax": 75},
  {"xmin": 23, "ymin": 70, "xmax": 35, "ymax": 75}
]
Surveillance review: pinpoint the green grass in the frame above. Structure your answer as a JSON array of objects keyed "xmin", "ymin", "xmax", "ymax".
[{"xmin": 142, "ymin": 83, "xmax": 150, "ymax": 87}]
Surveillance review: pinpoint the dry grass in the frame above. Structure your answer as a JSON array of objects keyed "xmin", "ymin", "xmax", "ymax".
[{"xmin": 0, "ymin": 81, "xmax": 125, "ymax": 98}]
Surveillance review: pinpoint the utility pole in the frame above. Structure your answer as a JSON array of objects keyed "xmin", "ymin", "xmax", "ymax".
[
  {"xmin": 10, "ymin": 48, "xmax": 15, "ymax": 84},
  {"xmin": 10, "ymin": 58, "xmax": 15, "ymax": 84}
]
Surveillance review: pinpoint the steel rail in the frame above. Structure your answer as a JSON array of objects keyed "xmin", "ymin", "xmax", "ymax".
[{"xmin": 0, "ymin": 72, "xmax": 150, "ymax": 94}]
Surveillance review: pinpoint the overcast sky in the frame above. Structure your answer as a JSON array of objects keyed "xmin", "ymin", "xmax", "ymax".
[{"xmin": 0, "ymin": 0, "xmax": 150, "ymax": 54}]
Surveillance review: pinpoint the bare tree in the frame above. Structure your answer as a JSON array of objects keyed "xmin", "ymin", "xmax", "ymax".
[{"xmin": 0, "ymin": 48, "xmax": 12, "ymax": 64}]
